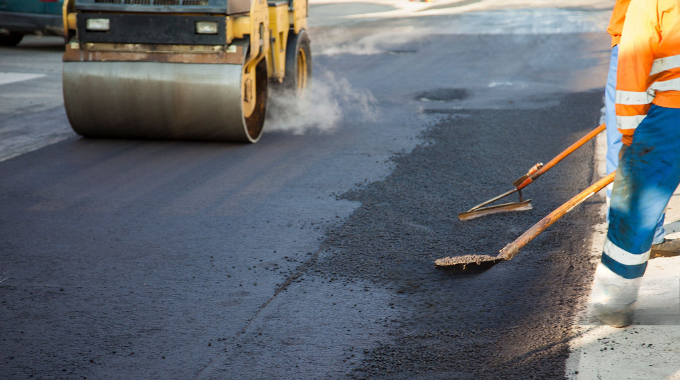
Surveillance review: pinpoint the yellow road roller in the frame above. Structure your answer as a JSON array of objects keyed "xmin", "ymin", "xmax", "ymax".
[{"xmin": 61, "ymin": 0, "xmax": 311, "ymax": 143}]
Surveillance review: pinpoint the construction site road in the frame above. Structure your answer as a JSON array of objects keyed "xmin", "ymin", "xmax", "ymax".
[{"xmin": 1, "ymin": 3, "xmax": 617, "ymax": 379}]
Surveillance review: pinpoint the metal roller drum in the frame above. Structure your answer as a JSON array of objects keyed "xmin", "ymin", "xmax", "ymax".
[{"xmin": 63, "ymin": 61, "xmax": 267, "ymax": 143}]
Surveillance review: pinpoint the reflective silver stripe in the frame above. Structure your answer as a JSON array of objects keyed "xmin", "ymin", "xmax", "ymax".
[
  {"xmin": 615, "ymin": 90, "xmax": 653, "ymax": 105},
  {"xmin": 604, "ymin": 238, "xmax": 650, "ymax": 266},
  {"xmin": 649, "ymin": 77, "xmax": 680, "ymax": 92},
  {"xmin": 650, "ymin": 54, "xmax": 680, "ymax": 76},
  {"xmin": 616, "ymin": 114, "xmax": 646, "ymax": 130}
]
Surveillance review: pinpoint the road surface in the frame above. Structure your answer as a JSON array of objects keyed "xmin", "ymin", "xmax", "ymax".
[{"xmin": 1, "ymin": 3, "xmax": 616, "ymax": 379}]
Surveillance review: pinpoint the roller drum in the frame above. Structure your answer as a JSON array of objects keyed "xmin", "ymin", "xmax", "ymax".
[{"xmin": 63, "ymin": 61, "xmax": 264, "ymax": 143}]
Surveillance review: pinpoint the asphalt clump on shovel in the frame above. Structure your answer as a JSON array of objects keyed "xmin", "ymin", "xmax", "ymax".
[{"xmin": 434, "ymin": 254, "xmax": 499, "ymax": 267}]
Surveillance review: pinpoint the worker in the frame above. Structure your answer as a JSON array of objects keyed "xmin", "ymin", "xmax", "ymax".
[
  {"xmin": 593, "ymin": 0, "xmax": 680, "ymax": 327},
  {"xmin": 604, "ymin": 0, "xmax": 675, "ymax": 256}
]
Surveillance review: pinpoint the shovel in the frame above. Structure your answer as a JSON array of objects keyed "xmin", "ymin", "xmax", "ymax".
[
  {"xmin": 459, "ymin": 123, "xmax": 606, "ymax": 221},
  {"xmin": 437, "ymin": 171, "xmax": 615, "ymax": 272}
]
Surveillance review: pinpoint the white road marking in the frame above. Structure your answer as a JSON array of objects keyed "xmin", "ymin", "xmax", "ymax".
[
  {"xmin": 0, "ymin": 107, "xmax": 74, "ymax": 163},
  {"xmin": 0, "ymin": 72, "xmax": 47, "ymax": 86}
]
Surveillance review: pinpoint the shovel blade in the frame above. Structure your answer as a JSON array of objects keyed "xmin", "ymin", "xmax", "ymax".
[{"xmin": 433, "ymin": 254, "xmax": 504, "ymax": 274}]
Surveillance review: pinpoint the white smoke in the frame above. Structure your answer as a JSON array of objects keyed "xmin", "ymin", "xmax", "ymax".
[
  {"xmin": 265, "ymin": 69, "xmax": 378, "ymax": 135},
  {"xmin": 314, "ymin": 27, "xmax": 426, "ymax": 56}
]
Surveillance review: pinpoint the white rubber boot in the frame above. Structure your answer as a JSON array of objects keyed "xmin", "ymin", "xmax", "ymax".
[{"xmin": 590, "ymin": 262, "xmax": 641, "ymax": 327}]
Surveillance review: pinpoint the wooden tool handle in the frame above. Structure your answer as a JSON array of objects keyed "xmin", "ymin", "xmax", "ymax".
[
  {"xmin": 516, "ymin": 123, "xmax": 606, "ymax": 190},
  {"xmin": 499, "ymin": 171, "xmax": 615, "ymax": 261}
]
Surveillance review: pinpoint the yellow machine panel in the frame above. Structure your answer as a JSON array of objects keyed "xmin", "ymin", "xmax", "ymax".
[{"xmin": 61, "ymin": 0, "xmax": 310, "ymax": 143}]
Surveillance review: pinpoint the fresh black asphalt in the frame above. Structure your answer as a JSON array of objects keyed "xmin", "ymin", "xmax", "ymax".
[{"xmin": 1, "ymin": 15, "xmax": 609, "ymax": 379}]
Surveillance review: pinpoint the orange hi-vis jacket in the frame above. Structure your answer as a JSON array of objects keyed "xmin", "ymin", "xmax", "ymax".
[
  {"xmin": 607, "ymin": 0, "xmax": 632, "ymax": 47},
  {"xmin": 615, "ymin": 0, "xmax": 680, "ymax": 145}
]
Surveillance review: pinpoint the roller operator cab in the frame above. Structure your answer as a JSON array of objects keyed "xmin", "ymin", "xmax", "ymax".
[{"xmin": 62, "ymin": 0, "xmax": 311, "ymax": 143}]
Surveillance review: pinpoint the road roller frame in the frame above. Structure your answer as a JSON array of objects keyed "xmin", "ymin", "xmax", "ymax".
[{"xmin": 61, "ymin": 0, "xmax": 310, "ymax": 143}]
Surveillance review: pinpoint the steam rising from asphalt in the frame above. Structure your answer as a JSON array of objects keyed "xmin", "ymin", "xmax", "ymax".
[
  {"xmin": 315, "ymin": 27, "xmax": 424, "ymax": 56},
  {"xmin": 266, "ymin": 70, "xmax": 378, "ymax": 135}
]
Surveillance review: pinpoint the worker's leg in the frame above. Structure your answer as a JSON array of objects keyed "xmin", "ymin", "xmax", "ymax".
[
  {"xmin": 604, "ymin": 45, "xmax": 621, "ymax": 190},
  {"xmin": 604, "ymin": 45, "xmax": 666, "ymax": 243},
  {"xmin": 593, "ymin": 105, "xmax": 680, "ymax": 326}
]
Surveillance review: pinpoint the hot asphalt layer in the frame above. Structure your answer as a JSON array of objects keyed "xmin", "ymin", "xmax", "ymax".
[
  {"xmin": 0, "ymin": 13, "xmax": 610, "ymax": 380},
  {"xmin": 313, "ymin": 92, "xmax": 604, "ymax": 379}
]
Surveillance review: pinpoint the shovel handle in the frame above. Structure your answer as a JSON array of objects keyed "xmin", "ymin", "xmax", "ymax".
[
  {"xmin": 516, "ymin": 123, "xmax": 606, "ymax": 190},
  {"xmin": 499, "ymin": 171, "xmax": 615, "ymax": 261}
]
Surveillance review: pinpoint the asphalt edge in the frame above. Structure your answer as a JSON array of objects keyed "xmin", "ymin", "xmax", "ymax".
[{"xmin": 564, "ymin": 108, "xmax": 609, "ymax": 379}]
